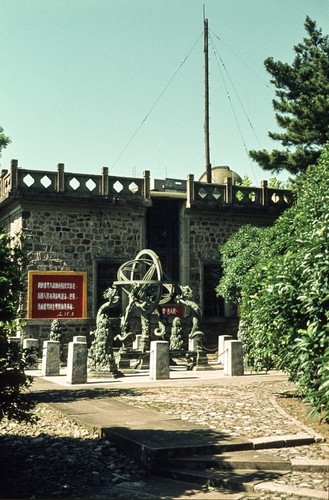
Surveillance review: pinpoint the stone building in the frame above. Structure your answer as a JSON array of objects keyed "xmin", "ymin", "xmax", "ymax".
[{"xmin": 0, "ymin": 160, "xmax": 292, "ymax": 348}]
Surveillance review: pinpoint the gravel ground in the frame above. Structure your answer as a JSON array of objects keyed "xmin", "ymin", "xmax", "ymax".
[
  {"xmin": 0, "ymin": 378, "xmax": 328, "ymax": 499},
  {"xmin": 0, "ymin": 404, "xmax": 146, "ymax": 499}
]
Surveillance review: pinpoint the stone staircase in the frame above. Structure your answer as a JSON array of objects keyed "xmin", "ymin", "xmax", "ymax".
[
  {"xmin": 156, "ymin": 450, "xmax": 289, "ymax": 493},
  {"xmin": 151, "ymin": 434, "xmax": 328, "ymax": 498}
]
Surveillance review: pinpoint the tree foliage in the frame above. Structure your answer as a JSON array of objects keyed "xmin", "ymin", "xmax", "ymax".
[
  {"xmin": 217, "ymin": 145, "xmax": 329, "ymax": 420},
  {"xmin": 216, "ymin": 225, "xmax": 268, "ymax": 303},
  {"xmin": 0, "ymin": 126, "xmax": 11, "ymax": 154},
  {"xmin": 0, "ymin": 229, "xmax": 34, "ymax": 421},
  {"xmin": 249, "ymin": 17, "xmax": 329, "ymax": 175},
  {"xmin": 0, "ymin": 232, "xmax": 26, "ymax": 324}
]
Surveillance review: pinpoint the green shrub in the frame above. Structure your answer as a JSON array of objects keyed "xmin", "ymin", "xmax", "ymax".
[
  {"xmin": 240, "ymin": 146, "xmax": 329, "ymax": 420},
  {"xmin": 0, "ymin": 229, "xmax": 34, "ymax": 421}
]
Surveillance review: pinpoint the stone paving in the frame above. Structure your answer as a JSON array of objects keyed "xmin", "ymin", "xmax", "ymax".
[
  {"xmin": 13, "ymin": 369, "xmax": 328, "ymax": 499},
  {"xmin": 116, "ymin": 379, "xmax": 329, "ymax": 497}
]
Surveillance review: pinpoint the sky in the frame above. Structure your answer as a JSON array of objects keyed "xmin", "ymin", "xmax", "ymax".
[{"xmin": 1, "ymin": 0, "xmax": 328, "ymax": 186}]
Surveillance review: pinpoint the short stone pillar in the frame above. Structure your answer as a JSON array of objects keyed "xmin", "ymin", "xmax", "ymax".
[
  {"xmin": 41, "ymin": 340, "xmax": 60, "ymax": 376},
  {"xmin": 67, "ymin": 338, "xmax": 88, "ymax": 384},
  {"xmin": 133, "ymin": 334, "xmax": 142, "ymax": 350},
  {"xmin": 23, "ymin": 338, "xmax": 39, "ymax": 369},
  {"xmin": 188, "ymin": 337, "xmax": 198, "ymax": 351},
  {"xmin": 150, "ymin": 341, "xmax": 170, "ymax": 380},
  {"xmin": 218, "ymin": 335, "xmax": 233, "ymax": 364},
  {"xmin": 224, "ymin": 340, "xmax": 244, "ymax": 376},
  {"xmin": 73, "ymin": 335, "xmax": 87, "ymax": 343}
]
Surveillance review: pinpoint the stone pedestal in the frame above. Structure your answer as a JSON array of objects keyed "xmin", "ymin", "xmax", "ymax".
[
  {"xmin": 224, "ymin": 340, "xmax": 244, "ymax": 376},
  {"xmin": 41, "ymin": 340, "xmax": 60, "ymax": 376},
  {"xmin": 218, "ymin": 335, "xmax": 233, "ymax": 364},
  {"xmin": 23, "ymin": 338, "xmax": 39, "ymax": 369},
  {"xmin": 67, "ymin": 339, "xmax": 88, "ymax": 384},
  {"xmin": 150, "ymin": 341, "xmax": 170, "ymax": 380}
]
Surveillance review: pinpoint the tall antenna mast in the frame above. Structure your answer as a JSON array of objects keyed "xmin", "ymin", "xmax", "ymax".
[{"xmin": 204, "ymin": 11, "xmax": 211, "ymax": 183}]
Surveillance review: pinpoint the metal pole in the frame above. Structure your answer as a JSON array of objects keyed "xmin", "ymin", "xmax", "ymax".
[{"xmin": 204, "ymin": 17, "xmax": 211, "ymax": 183}]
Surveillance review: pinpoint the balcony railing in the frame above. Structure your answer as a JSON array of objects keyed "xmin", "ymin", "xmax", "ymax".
[{"xmin": 0, "ymin": 160, "xmax": 293, "ymax": 210}]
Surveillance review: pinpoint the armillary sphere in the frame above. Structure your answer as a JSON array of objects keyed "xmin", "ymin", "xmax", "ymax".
[{"xmin": 113, "ymin": 249, "xmax": 163, "ymax": 315}]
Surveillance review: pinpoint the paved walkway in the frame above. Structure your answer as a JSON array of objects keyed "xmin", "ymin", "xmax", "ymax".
[{"xmin": 28, "ymin": 367, "xmax": 328, "ymax": 499}]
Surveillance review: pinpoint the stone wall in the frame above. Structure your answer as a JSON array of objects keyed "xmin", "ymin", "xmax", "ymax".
[
  {"xmin": 0, "ymin": 170, "xmax": 288, "ymax": 348},
  {"xmin": 187, "ymin": 211, "xmax": 275, "ymax": 303},
  {"xmin": 4, "ymin": 201, "xmax": 146, "ymax": 345}
]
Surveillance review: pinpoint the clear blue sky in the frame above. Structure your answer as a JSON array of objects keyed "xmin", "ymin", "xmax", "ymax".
[{"xmin": 1, "ymin": 0, "xmax": 328, "ymax": 185}]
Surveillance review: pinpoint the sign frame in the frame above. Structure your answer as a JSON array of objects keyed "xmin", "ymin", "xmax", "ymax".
[
  {"xmin": 159, "ymin": 305, "xmax": 185, "ymax": 317},
  {"xmin": 27, "ymin": 271, "xmax": 87, "ymax": 319}
]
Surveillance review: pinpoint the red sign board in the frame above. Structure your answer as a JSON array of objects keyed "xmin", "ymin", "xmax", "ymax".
[
  {"xmin": 28, "ymin": 271, "xmax": 87, "ymax": 319},
  {"xmin": 160, "ymin": 305, "xmax": 185, "ymax": 317}
]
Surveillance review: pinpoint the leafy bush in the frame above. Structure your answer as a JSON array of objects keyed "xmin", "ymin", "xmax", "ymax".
[
  {"xmin": 240, "ymin": 147, "xmax": 329, "ymax": 420},
  {"xmin": 216, "ymin": 225, "xmax": 268, "ymax": 303},
  {"xmin": 217, "ymin": 146, "xmax": 329, "ymax": 420},
  {"xmin": 0, "ymin": 229, "xmax": 34, "ymax": 421},
  {"xmin": 0, "ymin": 333, "xmax": 34, "ymax": 421}
]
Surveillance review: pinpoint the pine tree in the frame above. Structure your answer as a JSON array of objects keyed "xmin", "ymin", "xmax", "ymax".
[
  {"xmin": 249, "ymin": 17, "xmax": 329, "ymax": 175},
  {"xmin": 0, "ymin": 126, "xmax": 11, "ymax": 154}
]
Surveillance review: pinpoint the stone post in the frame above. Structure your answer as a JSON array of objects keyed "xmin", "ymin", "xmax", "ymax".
[
  {"xmin": 57, "ymin": 163, "xmax": 65, "ymax": 192},
  {"xmin": 67, "ymin": 338, "xmax": 88, "ymax": 384},
  {"xmin": 186, "ymin": 174, "xmax": 194, "ymax": 209},
  {"xmin": 150, "ymin": 341, "xmax": 170, "ymax": 380},
  {"xmin": 261, "ymin": 180, "xmax": 268, "ymax": 206},
  {"xmin": 73, "ymin": 336, "xmax": 87, "ymax": 343},
  {"xmin": 143, "ymin": 170, "xmax": 150, "ymax": 200},
  {"xmin": 133, "ymin": 334, "xmax": 142, "ymax": 350},
  {"xmin": 188, "ymin": 337, "xmax": 198, "ymax": 351},
  {"xmin": 102, "ymin": 167, "xmax": 109, "ymax": 196},
  {"xmin": 10, "ymin": 159, "xmax": 18, "ymax": 191},
  {"xmin": 224, "ymin": 340, "xmax": 244, "ymax": 376},
  {"xmin": 41, "ymin": 340, "xmax": 60, "ymax": 376},
  {"xmin": 23, "ymin": 338, "xmax": 39, "ymax": 369},
  {"xmin": 225, "ymin": 176, "xmax": 233, "ymax": 204},
  {"xmin": 218, "ymin": 335, "xmax": 233, "ymax": 364}
]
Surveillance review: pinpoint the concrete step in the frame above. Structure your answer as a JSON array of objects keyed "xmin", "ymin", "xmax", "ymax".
[
  {"xmin": 291, "ymin": 458, "xmax": 329, "ymax": 472},
  {"xmin": 160, "ymin": 449, "xmax": 291, "ymax": 472},
  {"xmin": 102, "ymin": 423, "xmax": 321, "ymax": 475},
  {"xmin": 254, "ymin": 480, "xmax": 329, "ymax": 499},
  {"xmin": 155, "ymin": 465, "xmax": 328, "ymax": 498},
  {"xmin": 154, "ymin": 466, "xmax": 287, "ymax": 493},
  {"xmin": 251, "ymin": 432, "xmax": 322, "ymax": 448}
]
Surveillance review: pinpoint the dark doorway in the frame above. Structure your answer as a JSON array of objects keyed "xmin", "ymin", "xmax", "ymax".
[{"xmin": 146, "ymin": 199, "xmax": 181, "ymax": 281}]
